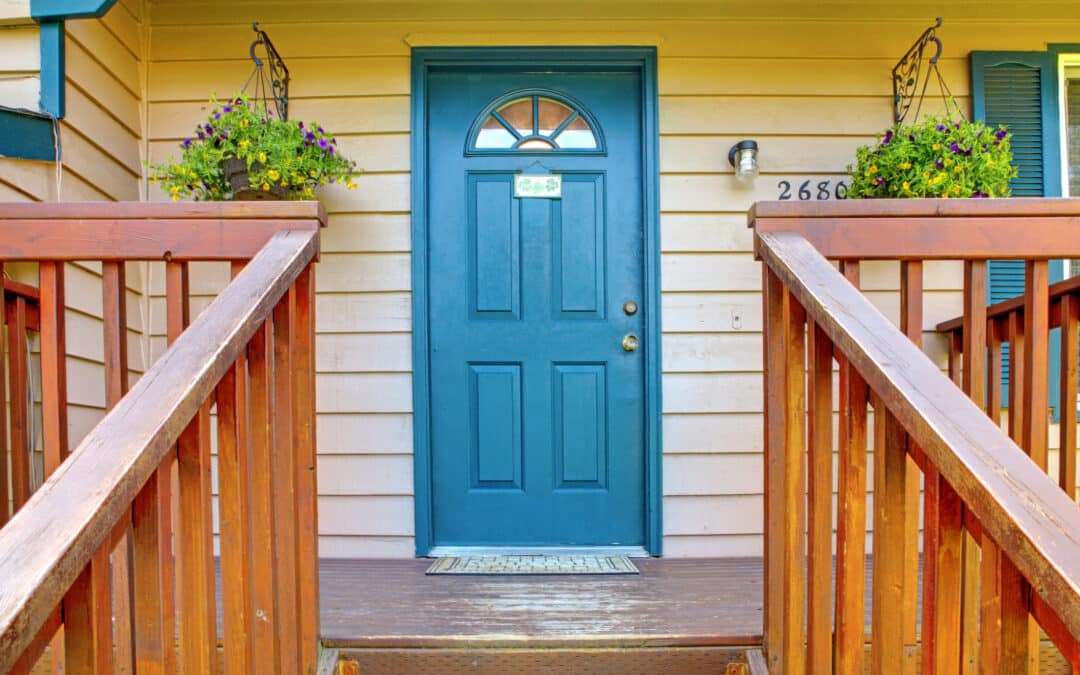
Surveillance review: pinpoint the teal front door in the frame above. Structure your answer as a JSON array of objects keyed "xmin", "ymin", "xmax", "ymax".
[{"xmin": 426, "ymin": 65, "xmax": 646, "ymax": 548}]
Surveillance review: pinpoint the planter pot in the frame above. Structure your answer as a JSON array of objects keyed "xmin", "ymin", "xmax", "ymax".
[{"xmin": 222, "ymin": 158, "xmax": 288, "ymax": 201}]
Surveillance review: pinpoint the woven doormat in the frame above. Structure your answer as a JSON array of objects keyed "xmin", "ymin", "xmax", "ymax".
[{"xmin": 425, "ymin": 554, "xmax": 639, "ymax": 576}]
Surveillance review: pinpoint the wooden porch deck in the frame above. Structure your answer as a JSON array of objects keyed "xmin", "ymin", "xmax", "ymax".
[{"xmin": 317, "ymin": 557, "xmax": 763, "ymax": 649}]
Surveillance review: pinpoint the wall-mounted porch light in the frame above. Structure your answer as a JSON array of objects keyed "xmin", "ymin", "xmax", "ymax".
[{"xmin": 728, "ymin": 140, "xmax": 759, "ymax": 183}]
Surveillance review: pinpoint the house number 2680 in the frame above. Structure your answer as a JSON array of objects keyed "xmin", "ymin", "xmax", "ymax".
[{"xmin": 776, "ymin": 179, "xmax": 849, "ymax": 200}]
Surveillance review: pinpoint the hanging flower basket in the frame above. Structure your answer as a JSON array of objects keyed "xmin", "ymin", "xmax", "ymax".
[
  {"xmin": 221, "ymin": 157, "xmax": 287, "ymax": 200},
  {"xmin": 149, "ymin": 94, "xmax": 359, "ymax": 202}
]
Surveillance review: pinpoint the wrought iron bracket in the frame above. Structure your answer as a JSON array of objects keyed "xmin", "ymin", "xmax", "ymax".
[
  {"xmin": 892, "ymin": 17, "xmax": 944, "ymax": 125},
  {"xmin": 246, "ymin": 22, "xmax": 291, "ymax": 121}
]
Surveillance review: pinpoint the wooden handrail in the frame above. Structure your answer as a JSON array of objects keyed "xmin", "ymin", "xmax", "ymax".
[
  {"xmin": 751, "ymin": 197, "xmax": 1080, "ymax": 260},
  {"xmin": 756, "ymin": 225, "xmax": 1080, "ymax": 672},
  {"xmin": 0, "ymin": 201, "xmax": 326, "ymax": 260},
  {"xmin": 0, "ymin": 229, "xmax": 318, "ymax": 671},
  {"xmin": 936, "ymin": 274, "xmax": 1080, "ymax": 333}
]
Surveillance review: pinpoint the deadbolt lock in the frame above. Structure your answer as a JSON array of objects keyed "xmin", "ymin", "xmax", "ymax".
[{"xmin": 623, "ymin": 300, "xmax": 638, "ymax": 316}]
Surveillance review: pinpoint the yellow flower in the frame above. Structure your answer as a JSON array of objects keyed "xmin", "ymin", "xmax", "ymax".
[
  {"xmin": 932, "ymin": 143, "xmax": 941, "ymax": 151},
  {"xmin": 869, "ymin": 165, "xmax": 878, "ymax": 174},
  {"xmin": 923, "ymin": 172, "xmax": 930, "ymax": 179},
  {"xmin": 267, "ymin": 169, "xmax": 280, "ymax": 181},
  {"xmin": 944, "ymin": 157, "xmax": 953, "ymax": 166},
  {"xmin": 347, "ymin": 181, "xmax": 358, "ymax": 190},
  {"xmin": 261, "ymin": 182, "xmax": 270, "ymax": 191},
  {"xmin": 239, "ymin": 140, "xmax": 249, "ymax": 150},
  {"xmin": 931, "ymin": 172, "xmax": 946, "ymax": 185},
  {"xmin": 987, "ymin": 159, "xmax": 995, "ymax": 166},
  {"xmin": 902, "ymin": 181, "xmax": 910, "ymax": 191},
  {"xmin": 954, "ymin": 165, "xmax": 963, "ymax": 173},
  {"xmin": 169, "ymin": 185, "xmax": 180, "ymax": 194},
  {"xmin": 188, "ymin": 171, "xmax": 197, "ymax": 180},
  {"xmin": 258, "ymin": 152, "xmax": 267, "ymax": 163},
  {"xmin": 953, "ymin": 185, "xmax": 962, "ymax": 194},
  {"xmin": 171, "ymin": 194, "xmax": 181, "ymax": 201},
  {"xmin": 898, "ymin": 162, "xmax": 911, "ymax": 170},
  {"xmin": 241, "ymin": 118, "xmax": 250, "ymax": 128},
  {"xmin": 309, "ymin": 169, "xmax": 318, "ymax": 178}
]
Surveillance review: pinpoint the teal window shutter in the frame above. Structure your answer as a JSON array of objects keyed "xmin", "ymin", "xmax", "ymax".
[{"xmin": 971, "ymin": 51, "xmax": 1063, "ymax": 416}]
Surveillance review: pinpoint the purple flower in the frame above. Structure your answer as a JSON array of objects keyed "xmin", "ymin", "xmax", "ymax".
[
  {"xmin": 995, "ymin": 129, "xmax": 1007, "ymax": 140},
  {"xmin": 298, "ymin": 121, "xmax": 304, "ymax": 129},
  {"xmin": 993, "ymin": 140, "xmax": 1001, "ymax": 147},
  {"xmin": 223, "ymin": 105, "xmax": 233, "ymax": 113},
  {"xmin": 214, "ymin": 112, "xmax": 222, "ymax": 120},
  {"xmin": 973, "ymin": 191, "xmax": 987, "ymax": 198},
  {"xmin": 909, "ymin": 135, "xmax": 916, "ymax": 141},
  {"xmin": 883, "ymin": 130, "xmax": 893, "ymax": 144},
  {"xmin": 182, "ymin": 138, "xmax": 192, "ymax": 148},
  {"xmin": 305, "ymin": 132, "xmax": 316, "ymax": 143},
  {"xmin": 874, "ymin": 177, "xmax": 885, "ymax": 185},
  {"xmin": 331, "ymin": 138, "xmax": 337, "ymax": 145},
  {"xmin": 935, "ymin": 158, "xmax": 944, "ymax": 169},
  {"xmin": 328, "ymin": 145, "xmax": 335, "ymax": 154},
  {"xmin": 317, "ymin": 126, "xmax": 325, "ymax": 134},
  {"xmin": 196, "ymin": 129, "xmax": 205, "ymax": 139},
  {"xmin": 936, "ymin": 124, "xmax": 947, "ymax": 131},
  {"xmin": 318, "ymin": 138, "xmax": 330, "ymax": 150},
  {"xmin": 205, "ymin": 124, "xmax": 214, "ymax": 134},
  {"xmin": 955, "ymin": 122, "xmax": 962, "ymax": 129},
  {"xmin": 949, "ymin": 141, "xmax": 961, "ymax": 154}
]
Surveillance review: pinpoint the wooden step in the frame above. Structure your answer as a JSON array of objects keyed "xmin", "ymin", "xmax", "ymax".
[{"xmin": 335, "ymin": 646, "xmax": 749, "ymax": 675}]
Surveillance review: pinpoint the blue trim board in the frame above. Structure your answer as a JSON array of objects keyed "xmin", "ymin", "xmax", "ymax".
[
  {"xmin": 0, "ymin": 108, "xmax": 55, "ymax": 161},
  {"xmin": 410, "ymin": 47, "xmax": 663, "ymax": 556},
  {"xmin": 38, "ymin": 20, "xmax": 65, "ymax": 118},
  {"xmin": 30, "ymin": 0, "xmax": 117, "ymax": 20}
]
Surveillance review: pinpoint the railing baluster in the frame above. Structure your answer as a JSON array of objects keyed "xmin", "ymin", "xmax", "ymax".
[
  {"xmin": 806, "ymin": 321, "xmax": 833, "ymax": 675},
  {"xmin": 899, "ymin": 260, "xmax": 922, "ymax": 666},
  {"xmin": 273, "ymin": 288, "xmax": 301, "ymax": 671},
  {"xmin": 41, "ymin": 261, "xmax": 70, "ymax": 674},
  {"xmin": 248, "ymin": 322, "xmax": 281, "ymax": 672},
  {"xmin": 168, "ymin": 261, "xmax": 218, "ymax": 674},
  {"xmin": 1024, "ymin": 260, "xmax": 1050, "ymax": 470},
  {"xmin": 132, "ymin": 464, "xmax": 176, "ymax": 674},
  {"xmin": 1007, "ymin": 310, "xmax": 1026, "ymax": 443},
  {"xmin": 7, "ymin": 295, "xmax": 30, "ymax": 514},
  {"xmin": 293, "ymin": 264, "xmax": 320, "ymax": 672},
  {"xmin": 763, "ymin": 268, "xmax": 784, "ymax": 671},
  {"xmin": 0, "ymin": 266, "xmax": 8, "ymax": 528},
  {"xmin": 835, "ymin": 261, "xmax": 867, "ymax": 675},
  {"xmin": 220, "ymin": 261, "xmax": 254, "ymax": 674},
  {"xmin": 1059, "ymin": 294, "xmax": 1078, "ymax": 499},
  {"xmin": 103, "ymin": 261, "xmax": 136, "ymax": 673},
  {"xmin": 781, "ymin": 289, "xmax": 806, "ymax": 673},
  {"xmin": 980, "ymin": 318, "xmax": 1005, "ymax": 673},
  {"xmin": 871, "ymin": 396, "xmax": 907, "ymax": 672},
  {"xmin": 961, "ymin": 261, "xmax": 988, "ymax": 673}
]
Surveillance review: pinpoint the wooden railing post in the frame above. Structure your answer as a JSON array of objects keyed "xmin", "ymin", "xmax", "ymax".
[
  {"xmin": 8, "ymin": 294, "xmax": 30, "ymax": 514},
  {"xmin": 870, "ymin": 399, "xmax": 907, "ymax": 672},
  {"xmin": 762, "ymin": 267, "xmax": 784, "ymax": 671},
  {"xmin": 219, "ymin": 261, "xmax": 255, "ymax": 674},
  {"xmin": 293, "ymin": 264, "xmax": 320, "ymax": 673},
  {"xmin": 249, "ymin": 321, "xmax": 282, "ymax": 672},
  {"xmin": 806, "ymin": 321, "xmax": 833, "ymax": 675},
  {"xmin": 272, "ymin": 288, "xmax": 301, "ymax": 672},
  {"xmin": 835, "ymin": 261, "xmax": 867, "ymax": 675},
  {"xmin": 1060, "ymin": 295, "xmax": 1079, "ymax": 499}
]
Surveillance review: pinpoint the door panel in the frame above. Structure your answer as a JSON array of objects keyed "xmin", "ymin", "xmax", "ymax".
[{"xmin": 427, "ymin": 68, "xmax": 645, "ymax": 547}]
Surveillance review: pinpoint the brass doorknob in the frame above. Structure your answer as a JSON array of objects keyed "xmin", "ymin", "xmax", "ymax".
[{"xmin": 622, "ymin": 334, "xmax": 640, "ymax": 352}]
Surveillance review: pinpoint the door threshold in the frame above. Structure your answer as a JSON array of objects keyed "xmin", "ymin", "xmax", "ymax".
[{"xmin": 426, "ymin": 546, "xmax": 651, "ymax": 558}]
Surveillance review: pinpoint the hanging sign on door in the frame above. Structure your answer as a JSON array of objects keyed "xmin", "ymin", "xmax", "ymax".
[{"xmin": 514, "ymin": 174, "xmax": 562, "ymax": 199}]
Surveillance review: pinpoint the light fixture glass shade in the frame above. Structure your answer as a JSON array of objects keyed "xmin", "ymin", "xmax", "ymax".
[{"xmin": 728, "ymin": 140, "xmax": 759, "ymax": 183}]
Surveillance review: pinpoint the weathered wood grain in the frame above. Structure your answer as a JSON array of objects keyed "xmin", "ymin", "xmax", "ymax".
[
  {"xmin": 0, "ymin": 230, "xmax": 318, "ymax": 672},
  {"xmin": 806, "ymin": 321, "xmax": 833, "ymax": 675},
  {"xmin": 834, "ymin": 260, "xmax": 867, "ymax": 675}
]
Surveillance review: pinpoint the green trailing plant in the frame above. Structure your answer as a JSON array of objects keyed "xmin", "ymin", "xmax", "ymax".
[
  {"xmin": 848, "ymin": 115, "xmax": 1017, "ymax": 199},
  {"xmin": 150, "ymin": 94, "xmax": 359, "ymax": 200}
]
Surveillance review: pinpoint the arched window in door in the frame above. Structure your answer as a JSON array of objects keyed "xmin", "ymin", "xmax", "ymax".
[{"xmin": 467, "ymin": 89, "xmax": 604, "ymax": 153}]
